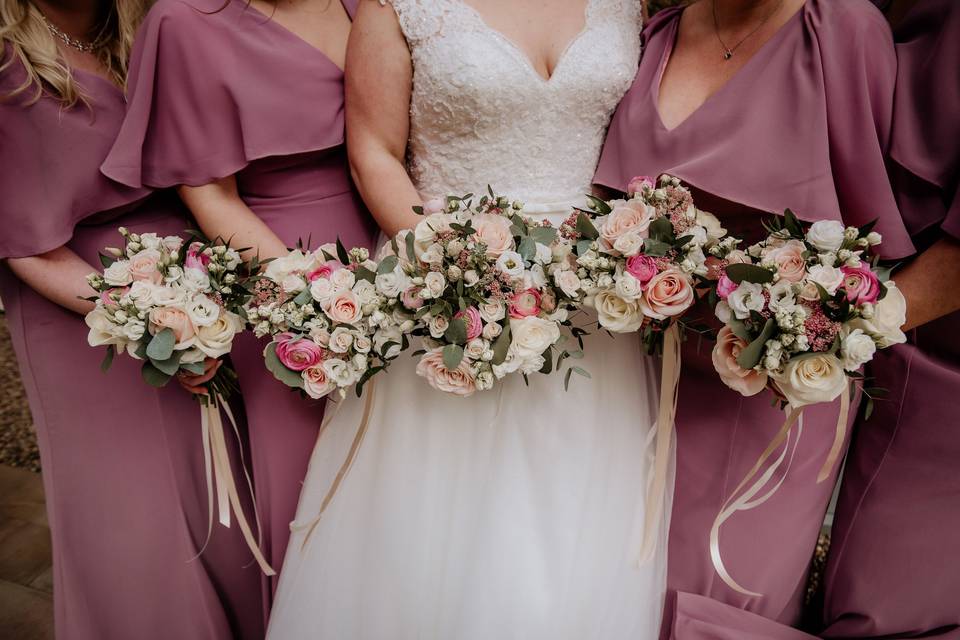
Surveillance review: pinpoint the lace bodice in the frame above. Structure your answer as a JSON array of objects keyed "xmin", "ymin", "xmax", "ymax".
[{"xmin": 384, "ymin": 0, "xmax": 642, "ymax": 218}]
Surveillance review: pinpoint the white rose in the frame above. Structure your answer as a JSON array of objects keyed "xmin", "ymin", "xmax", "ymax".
[
  {"xmin": 127, "ymin": 281, "xmax": 162, "ymax": 311},
  {"xmin": 772, "ymin": 354, "xmax": 848, "ymax": 407},
  {"xmin": 429, "ymin": 314, "xmax": 450, "ymax": 339},
  {"xmin": 352, "ymin": 279, "xmax": 378, "ymax": 306},
  {"xmin": 481, "ymin": 321, "xmax": 502, "ymax": 340},
  {"xmin": 534, "ymin": 242, "xmax": 553, "ymax": 265},
  {"xmin": 612, "ymin": 232, "xmax": 644, "ymax": 257},
  {"xmin": 265, "ymin": 249, "xmax": 312, "ymax": 282},
  {"xmin": 322, "ymin": 358, "xmax": 355, "ymax": 388},
  {"xmin": 840, "ymin": 328, "xmax": 877, "ymax": 371},
  {"xmin": 85, "ymin": 308, "xmax": 127, "ymax": 348},
  {"xmin": 496, "ymin": 251, "xmax": 525, "ymax": 278},
  {"xmin": 195, "ymin": 311, "xmax": 243, "ymax": 358},
  {"xmin": 302, "ymin": 365, "xmax": 336, "ymax": 399},
  {"xmin": 330, "ymin": 268, "xmax": 356, "ymax": 292},
  {"xmin": 184, "ymin": 294, "xmax": 221, "ymax": 327},
  {"xmin": 614, "ymin": 273, "xmax": 644, "ymax": 301},
  {"xmin": 593, "ymin": 290, "xmax": 644, "ymax": 333},
  {"xmin": 522, "ymin": 264, "xmax": 548, "ymax": 290},
  {"xmin": 696, "ymin": 210, "xmax": 727, "ymax": 243},
  {"xmin": 310, "ymin": 278, "xmax": 336, "ymax": 306},
  {"xmin": 103, "ymin": 260, "xmax": 132, "ymax": 286},
  {"xmin": 475, "ymin": 370, "xmax": 495, "ymax": 391},
  {"xmin": 848, "ymin": 283, "xmax": 907, "ymax": 348},
  {"xmin": 727, "ymin": 281, "xmax": 766, "ymax": 320},
  {"xmin": 372, "ymin": 327, "xmax": 402, "ymax": 359},
  {"xmin": 181, "ymin": 267, "xmax": 211, "ymax": 293},
  {"xmin": 555, "ymin": 270, "xmax": 581, "ymax": 298},
  {"xmin": 424, "ymin": 271, "xmax": 447, "ymax": 298},
  {"xmin": 375, "ymin": 266, "xmax": 411, "ymax": 298},
  {"xmin": 508, "ymin": 316, "xmax": 561, "ymax": 358},
  {"xmin": 419, "ymin": 243, "xmax": 445, "ymax": 266},
  {"xmin": 806, "ymin": 220, "xmax": 846, "ymax": 253},
  {"xmin": 479, "ymin": 300, "xmax": 506, "ymax": 323},
  {"xmin": 806, "ymin": 264, "xmax": 844, "ymax": 295},
  {"xmin": 414, "ymin": 213, "xmax": 453, "ymax": 252},
  {"xmin": 328, "ymin": 327, "xmax": 356, "ymax": 353},
  {"xmin": 463, "ymin": 270, "xmax": 480, "ymax": 287},
  {"xmin": 464, "ymin": 338, "xmax": 487, "ymax": 360}
]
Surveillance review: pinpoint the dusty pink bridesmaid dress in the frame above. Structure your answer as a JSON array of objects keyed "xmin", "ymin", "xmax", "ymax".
[
  {"xmin": 0, "ymin": 45, "xmax": 263, "ymax": 640},
  {"xmin": 820, "ymin": 1, "xmax": 960, "ymax": 637},
  {"xmin": 594, "ymin": 1, "xmax": 915, "ymax": 636},
  {"xmin": 101, "ymin": 0, "xmax": 378, "ymax": 607}
]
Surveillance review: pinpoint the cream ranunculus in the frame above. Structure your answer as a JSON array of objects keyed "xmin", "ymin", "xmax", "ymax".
[
  {"xmin": 711, "ymin": 326, "xmax": 768, "ymax": 396},
  {"xmin": 593, "ymin": 290, "xmax": 644, "ymax": 333},
  {"xmin": 195, "ymin": 311, "xmax": 243, "ymax": 358},
  {"xmin": 847, "ymin": 282, "xmax": 907, "ymax": 348},
  {"xmin": 773, "ymin": 353, "xmax": 848, "ymax": 407}
]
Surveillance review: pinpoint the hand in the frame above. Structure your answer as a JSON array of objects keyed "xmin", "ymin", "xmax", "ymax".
[{"xmin": 177, "ymin": 358, "xmax": 222, "ymax": 396}]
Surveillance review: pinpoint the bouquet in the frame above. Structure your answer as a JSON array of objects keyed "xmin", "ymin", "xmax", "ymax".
[
  {"xmin": 705, "ymin": 212, "xmax": 907, "ymax": 596},
  {"xmin": 563, "ymin": 175, "xmax": 730, "ymax": 351},
  {"xmin": 374, "ymin": 190, "xmax": 587, "ymax": 396},
  {"xmin": 85, "ymin": 227, "xmax": 274, "ymax": 575},
  {"xmin": 710, "ymin": 212, "xmax": 906, "ymax": 411},
  {"xmin": 247, "ymin": 242, "xmax": 404, "ymax": 400},
  {"xmin": 85, "ymin": 228, "xmax": 249, "ymax": 393}
]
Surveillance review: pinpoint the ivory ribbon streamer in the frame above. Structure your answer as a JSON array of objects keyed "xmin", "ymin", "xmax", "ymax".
[
  {"xmin": 299, "ymin": 380, "xmax": 378, "ymax": 549},
  {"xmin": 817, "ymin": 381, "xmax": 851, "ymax": 483},
  {"xmin": 637, "ymin": 323, "xmax": 681, "ymax": 564},
  {"xmin": 199, "ymin": 395, "xmax": 276, "ymax": 576}
]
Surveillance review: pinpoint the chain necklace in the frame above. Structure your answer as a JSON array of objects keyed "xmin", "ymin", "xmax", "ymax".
[
  {"xmin": 38, "ymin": 11, "xmax": 108, "ymax": 54},
  {"xmin": 712, "ymin": 0, "xmax": 785, "ymax": 61}
]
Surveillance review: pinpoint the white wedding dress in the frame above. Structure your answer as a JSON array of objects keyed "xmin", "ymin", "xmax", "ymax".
[{"xmin": 267, "ymin": 1, "xmax": 671, "ymax": 638}]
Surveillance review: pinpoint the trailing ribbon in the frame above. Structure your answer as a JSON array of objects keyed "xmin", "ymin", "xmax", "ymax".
[
  {"xmin": 709, "ymin": 380, "xmax": 852, "ymax": 596},
  {"xmin": 198, "ymin": 394, "xmax": 276, "ymax": 576},
  {"xmin": 638, "ymin": 323, "xmax": 681, "ymax": 564},
  {"xmin": 298, "ymin": 379, "xmax": 378, "ymax": 549}
]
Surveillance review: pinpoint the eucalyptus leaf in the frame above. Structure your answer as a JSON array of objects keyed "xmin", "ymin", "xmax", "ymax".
[
  {"xmin": 642, "ymin": 239, "xmax": 671, "ymax": 257},
  {"xmin": 736, "ymin": 318, "xmax": 776, "ymax": 370},
  {"xmin": 145, "ymin": 328, "xmax": 175, "ymax": 361},
  {"xmin": 336, "ymin": 238, "xmax": 350, "ymax": 264},
  {"xmin": 783, "ymin": 209, "xmax": 804, "ymax": 238},
  {"xmin": 586, "ymin": 195, "xmax": 612, "ymax": 215},
  {"xmin": 518, "ymin": 236, "xmax": 536, "ymax": 262},
  {"xmin": 405, "ymin": 231, "xmax": 417, "ymax": 263},
  {"xmin": 100, "ymin": 346, "xmax": 115, "ymax": 373},
  {"xmin": 575, "ymin": 213, "xmax": 600, "ymax": 240},
  {"xmin": 444, "ymin": 318, "xmax": 468, "ymax": 345},
  {"xmin": 728, "ymin": 318, "xmax": 751, "ymax": 342},
  {"xmin": 98, "ymin": 253, "xmax": 116, "ymax": 268},
  {"xmin": 377, "ymin": 255, "xmax": 400, "ymax": 275},
  {"xmin": 491, "ymin": 322, "xmax": 512, "ymax": 365},
  {"xmin": 442, "ymin": 344, "xmax": 464, "ymax": 370},
  {"xmin": 529, "ymin": 226, "xmax": 558, "ymax": 246},
  {"xmin": 293, "ymin": 288, "xmax": 313, "ymax": 306},
  {"xmin": 539, "ymin": 350, "xmax": 553, "ymax": 375},
  {"xmin": 576, "ymin": 239, "xmax": 594, "ymax": 255},
  {"xmin": 648, "ymin": 217, "xmax": 674, "ymax": 243},
  {"xmin": 725, "ymin": 263, "xmax": 775, "ymax": 285},
  {"xmin": 354, "ymin": 265, "xmax": 377, "ymax": 284},
  {"xmin": 141, "ymin": 361, "xmax": 173, "ymax": 388},
  {"xmin": 181, "ymin": 361, "xmax": 206, "ymax": 375}
]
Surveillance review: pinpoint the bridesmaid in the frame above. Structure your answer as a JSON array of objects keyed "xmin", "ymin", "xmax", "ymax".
[
  {"xmin": 594, "ymin": 0, "xmax": 915, "ymax": 635},
  {"xmin": 0, "ymin": 1, "xmax": 263, "ymax": 638},
  {"xmin": 821, "ymin": 0, "xmax": 960, "ymax": 637},
  {"xmin": 101, "ymin": 0, "xmax": 379, "ymax": 604}
]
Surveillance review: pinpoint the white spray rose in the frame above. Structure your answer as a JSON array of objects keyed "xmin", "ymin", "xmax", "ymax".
[{"xmin": 806, "ymin": 220, "xmax": 846, "ymax": 253}]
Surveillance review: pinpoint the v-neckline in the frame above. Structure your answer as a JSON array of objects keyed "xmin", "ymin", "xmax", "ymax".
[
  {"xmin": 653, "ymin": 2, "xmax": 805, "ymax": 133},
  {"xmin": 454, "ymin": 0, "xmax": 594, "ymax": 84},
  {"xmin": 242, "ymin": 0, "xmax": 350, "ymax": 73}
]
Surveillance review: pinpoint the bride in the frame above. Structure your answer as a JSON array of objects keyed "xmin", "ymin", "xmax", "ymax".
[{"xmin": 267, "ymin": 0, "xmax": 669, "ymax": 637}]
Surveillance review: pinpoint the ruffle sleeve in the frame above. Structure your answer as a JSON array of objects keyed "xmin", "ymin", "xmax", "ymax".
[{"xmin": 102, "ymin": 0, "xmax": 346, "ymax": 189}]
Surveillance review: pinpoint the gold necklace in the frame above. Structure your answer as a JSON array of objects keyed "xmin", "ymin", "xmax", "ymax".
[{"xmin": 711, "ymin": 0, "xmax": 785, "ymax": 61}]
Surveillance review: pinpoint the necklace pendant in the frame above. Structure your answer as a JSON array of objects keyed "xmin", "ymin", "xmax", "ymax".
[{"xmin": 723, "ymin": 50, "xmax": 734, "ymax": 60}]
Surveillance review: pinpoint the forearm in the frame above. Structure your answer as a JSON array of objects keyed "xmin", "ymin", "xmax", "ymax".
[
  {"xmin": 349, "ymin": 151, "xmax": 422, "ymax": 238},
  {"xmin": 895, "ymin": 237, "xmax": 960, "ymax": 330},
  {"xmin": 177, "ymin": 179, "xmax": 289, "ymax": 261},
  {"xmin": 5, "ymin": 247, "xmax": 98, "ymax": 315}
]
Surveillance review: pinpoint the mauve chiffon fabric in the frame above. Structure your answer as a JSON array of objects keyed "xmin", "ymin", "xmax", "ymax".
[
  {"xmin": 821, "ymin": 1, "xmax": 960, "ymax": 637},
  {"xmin": 0, "ymin": 48, "xmax": 263, "ymax": 639},
  {"xmin": 102, "ymin": 0, "xmax": 377, "ymax": 604},
  {"xmin": 594, "ymin": 0, "xmax": 914, "ymax": 635}
]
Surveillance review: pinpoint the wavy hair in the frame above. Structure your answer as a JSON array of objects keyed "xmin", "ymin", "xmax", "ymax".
[{"xmin": 0, "ymin": 0, "xmax": 149, "ymax": 107}]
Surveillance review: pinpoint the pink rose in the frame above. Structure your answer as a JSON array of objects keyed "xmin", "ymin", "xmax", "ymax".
[
  {"xmin": 712, "ymin": 326, "xmax": 768, "ymax": 396},
  {"xmin": 840, "ymin": 265, "xmax": 881, "ymax": 304},
  {"xmin": 473, "ymin": 214, "xmax": 515, "ymax": 257},
  {"xmin": 307, "ymin": 262, "xmax": 339, "ymax": 282},
  {"xmin": 275, "ymin": 333, "xmax": 323, "ymax": 372},
  {"xmin": 415, "ymin": 348, "xmax": 477, "ymax": 397},
  {"xmin": 600, "ymin": 200, "xmax": 654, "ymax": 247},
  {"xmin": 639, "ymin": 269, "xmax": 695, "ymax": 319},
  {"xmin": 184, "ymin": 242, "xmax": 211, "ymax": 273},
  {"xmin": 148, "ymin": 306, "xmax": 196, "ymax": 346},
  {"xmin": 766, "ymin": 240, "xmax": 807, "ymax": 283},
  {"xmin": 401, "ymin": 286, "xmax": 426, "ymax": 310},
  {"xmin": 302, "ymin": 364, "xmax": 336, "ymax": 399},
  {"xmin": 455, "ymin": 306, "xmax": 483, "ymax": 340},
  {"xmin": 422, "ymin": 197, "xmax": 446, "ymax": 215},
  {"xmin": 716, "ymin": 272, "xmax": 738, "ymax": 300},
  {"xmin": 100, "ymin": 287, "xmax": 127, "ymax": 307},
  {"xmin": 508, "ymin": 289, "xmax": 542, "ymax": 319},
  {"xmin": 626, "ymin": 175, "xmax": 656, "ymax": 196},
  {"xmin": 326, "ymin": 290, "xmax": 363, "ymax": 325},
  {"xmin": 129, "ymin": 249, "xmax": 163, "ymax": 285},
  {"xmin": 540, "ymin": 290, "xmax": 557, "ymax": 313},
  {"xmin": 625, "ymin": 254, "xmax": 658, "ymax": 285}
]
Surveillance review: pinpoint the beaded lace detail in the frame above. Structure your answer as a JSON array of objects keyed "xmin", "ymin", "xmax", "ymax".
[{"xmin": 382, "ymin": 0, "xmax": 642, "ymax": 217}]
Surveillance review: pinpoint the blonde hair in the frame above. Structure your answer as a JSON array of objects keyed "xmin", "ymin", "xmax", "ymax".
[{"xmin": 0, "ymin": 0, "xmax": 149, "ymax": 107}]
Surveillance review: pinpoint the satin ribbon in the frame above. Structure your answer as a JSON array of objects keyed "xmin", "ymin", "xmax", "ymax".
[
  {"xmin": 638, "ymin": 323, "xmax": 681, "ymax": 564},
  {"xmin": 709, "ymin": 380, "xmax": 852, "ymax": 596},
  {"xmin": 197, "ymin": 394, "xmax": 276, "ymax": 576},
  {"xmin": 298, "ymin": 380, "xmax": 378, "ymax": 549}
]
